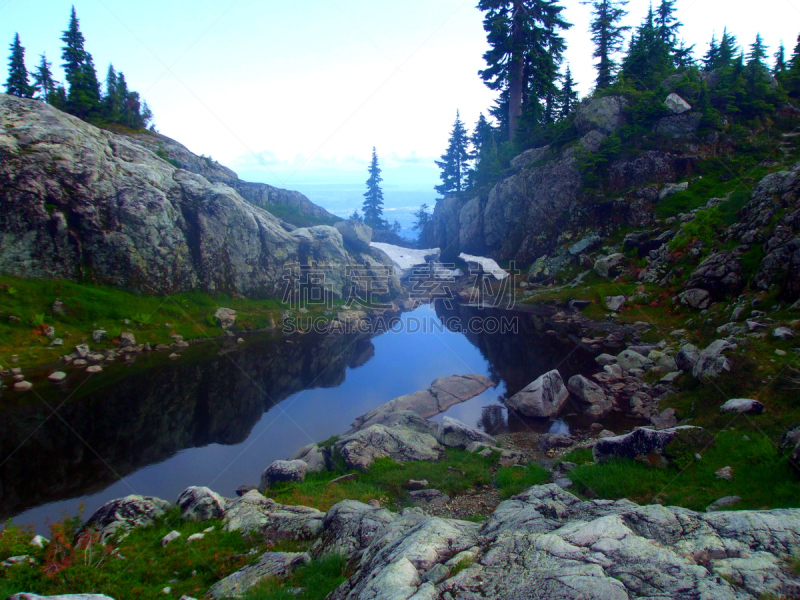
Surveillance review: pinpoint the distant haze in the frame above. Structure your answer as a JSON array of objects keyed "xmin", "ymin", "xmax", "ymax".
[{"xmin": 3, "ymin": 1, "xmax": 798, "ymax": 195}]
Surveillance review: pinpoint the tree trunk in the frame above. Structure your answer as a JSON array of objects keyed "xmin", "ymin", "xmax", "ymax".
[{"xmin": 508, "ymin": 0, "xmax": 524, "ymax": 141}]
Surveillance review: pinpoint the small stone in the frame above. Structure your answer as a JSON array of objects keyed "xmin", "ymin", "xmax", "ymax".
[
  {"xmin": 368, "ymin": 499, "xmax": 381, "ymax": 508},
  {"xmin": 161, "ymin": 531, "xmax": 181, "ymax": 547},
  {"xmin": 215, "ymin": 307, "xmax": 237, "ymax": 329},
  {"xmin": 29, "ymin": 535, "xmax": 49, "ymax": 548},
  {"xmin": 169, "ymin": 353, "xmax": 181, "ymax": 360},
  {"xmin": 186, "ymin": 533, "xmax": 205, "ymax": 543},
  {"xmin": 50, "ymin": 338, "xmax": 63, "ymax": 346},
  {"xmin": 13, "ymin": 381, "xmax": 32, "ymax": 391},
  {"xmin": 73, "ymin": 359, "xmax": 87, "ymax": 366},
  {"xmin": 605, "ymin": 295, "xmax": 626, "ymax": 312},
  {"xmin": 75, "ymin": 344, "xmax": 90, "ymax": 358},
  {"xmin": 86, "ymin": 365, "xmax": 103, "ymax": 374},
  {"xmin": 52, "ymin": 299, "xmax": 66, "ymax": 316},
  {"xmin": 776, "ymin": 349, "xmax": 787, "ymax": 356},
  {"xmin": 237, "ymin": 338, "xmax": 245, "ymax": 344},
  {"xmin": 120, "ymin": 332, "xmax": 137, "ymax": 348},
  {"xmin": 720, "ymin": 398, "xmax": 765, "ymax": 415},
  {"xmin": 162, "ymin": 587, "xmax": 171, "ymax": 594},
  {"xmin": 93, "ymin": 330, "xmax": 108, "ymax": 343},
  {"xmin": 43, "ymin": 325, "xmax": 55, "ymax": 339},
  {"xmin": 405, "ymin": 479, "xmax": 429, "ymax": 490},
  {"xmin": 715, "ymin": 466, "xmax": 734, "ymax": 481},
  {"xmin": 706, "ymin": 496, "xmax": 742, "ymax": 512},
  {"xmin": 660, "ymin": 371, "xmax": 682, "ymax": 383},
  {"xmin": 773, "ymin": 327, "xmax": 794, "ymax": 340},
  {"xmin": 203, "ymin": 526, "xmax": 215, "ymax": 533}
]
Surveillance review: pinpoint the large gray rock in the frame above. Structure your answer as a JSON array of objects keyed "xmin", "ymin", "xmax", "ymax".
[
  {"xmin": 675, "ymin": 343, "xmax": 700, "ymax": 371},
  {"xmin": 593, "ymin": 426, "xmax": 701, "ymax": 463},
  {"xmin": 617, "ymin": 349, "xmax": 653, "ymax": 372},
  {"xmin": 334, "ymin": 219, "xmax": 372, "ymax": 252},
  {"xmin": 214, "ymin": 307, "xmax": 237, "ymax": 329},
  {"xmin": 349, "ymin": 375, "xmax": 493, "ymax": 432},
  {"xmin": 505, "ymin": 370, "xmax": 569, "ymax": 418},
  {"xmin": 310, "ymin": 500, "xmax": 398, "ymax": 560},
  {"xmin": 720, "ymin": 399, "xmax": 765, "ymax": 415},
  {"xmin": 336, "ymin": 425, "xmax": 445, "ymax": 470},
  {"xmin": 0, "ymin": 94, "xmax": 382, "ymax": 299},
  {"xmin": 665, "ymin": 92, "xmax": 692, "ymax": 114},
  {"xmin": 79, "ymin": 495, "xmax": 171, "ymax": 542},
  {"xmin": 223, "ymin": 490, "xmax": 325, "ymax": 540},
  {"xmin": 575, "ymin": 96, "xmax": 629, "ymax": 135},
  {"xmin": 436, "ymin": 416, "xmax": 496, "ymax": 449},
  {"xmin": 176, "ymin": 486, "xmax": 227, "ymax": 521},
  {"xmin": 290, "ymin": 443, "xmax": 328, "ymax": 473},
  {"xmin": 207, "ymin": 551, "xmax": 310, "ymax": 599},
  {"xmin": 693, "ymin": 339, "xmax": 736, "ymax": 380},
  {"xmin": 567, "ymin": 375, "xmax": 612, "ymax": 417},
  {"xmin": 326, "ymin": 483, "xmax": 800, "ymax": 600},
  {"xmin": 259, "ymin": 460, "xmax": 308, "ymax": 492},
  {"xmin": 594, "ymin": 253, "xmax": 626, "ymax": 278}
]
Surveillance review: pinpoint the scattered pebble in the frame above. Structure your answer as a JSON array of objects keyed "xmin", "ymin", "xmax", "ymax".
[
  {"xmin": 85, "ymin": 365, "xmax": 103, "ymax": 374},
  {"xmin": 48, "ymin": 371, "xmax": 67, "ymax": 382},
  {"xmin": 715, "ymin": 466, "xmax": 734, "ymax": 481},
  {"xmin": 13, "ymin": 381, "xmax": 32, "ymax": 391},
  {"xmin": 186, "ymin": 533, "xmax": 204, "ymax": 543},
  {"xmin": 161, "ymin": 531, "xmax": 181, "ymax": 547}
]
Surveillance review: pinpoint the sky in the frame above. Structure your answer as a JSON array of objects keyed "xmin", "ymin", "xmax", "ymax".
[{"xmin": 2, "ymin": 0, "xmax": 799, "ymax": 194}]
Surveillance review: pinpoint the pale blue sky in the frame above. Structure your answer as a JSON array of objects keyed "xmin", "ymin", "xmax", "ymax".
[{"xmin": 2, "ymin": 0, "xmax": 799, "ymax": 190}]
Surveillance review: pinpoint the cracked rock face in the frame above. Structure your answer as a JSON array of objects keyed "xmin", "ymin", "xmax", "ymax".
[
  {"xmin": 222, "ymin": 490, "xmax": 324, "ymax": 541},
  {"xmin": 79, "ymin": 495, "xmax": 171, "ymax": 543},
  {"xmin": 335, "ymin": 425, "xmax": 445, "ymax": 470},
  {"xmin": 0, "ymin": 94, "xmax": 387, "ymax": 298},
  {"xmin": 321, "ymin": 485, "xmax": 800, "ymax": 600},
  {"xmin": 207, "ymin": 551, "xmax": 310, "ymax": 599}
]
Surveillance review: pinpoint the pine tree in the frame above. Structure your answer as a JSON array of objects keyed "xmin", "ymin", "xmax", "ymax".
[
  {"xmin": 362, "ymin": 148, "xmax": 387, "ymax": 230},
  {"xmin": 435, "ymin": 111, "xmax": 471, "ymax": 196},
  {"xmin": 5, "ymin": 33, "xmax": 34, "ymax": 98},
  {"xmin": 674, "ymin": 40, "xmax": 696, "ymax": 68},
  {"xmin": 469, "ymin": 114, "xmax": 500, "ymax": 189},
  {"xmin": 32, "ymin": 53, "xmax": 56, "ymax": 102},
  {"xmin": 61, "ymin": 6, "xmax": 100, "ymax": 118},
  {"xmin": 787, "ymin": 34, "xmax": 800, "ymax": 99},
  {"xmin": 478, "ymin": 0, "xmax": 571, "ymax": 141},
  {"xmin": 413, "ymin": 204, "xmax": 431, "ymax": 231},
  {"xmin": 583, "ymin": 0, "xmax": 629, "ymax": 90},
  {"xmin": 104, "ymin": 64, "xmax": 121, "ymax": 120},
  {"xmin": 558, "ymin": 66, "xmax": 579, "ymax": 118}
]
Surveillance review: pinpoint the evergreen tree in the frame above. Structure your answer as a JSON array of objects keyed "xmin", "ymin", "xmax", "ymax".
[
  {"xmin": 583, "ymin": 0, "xmax": 629, "ymax": 90},
  {"xmin": 435, "ymin": 111, "xmax": 471, "ymax": 196},
  {"xmin": 478, "ymin": 0, "xmax": 571, "ymax": 141},
  {"xmin": 674, "ymin": 40, "xmax": 696, "ymax": 68},
  {"xmin": 621, "ymin": 5, "xmax": 673, "ymax": 87},
  {"xmin": 774, "ymin": 42, "xmax": 786, "ymax": 75},
  {"xmin": 558, "ymin": 66, "xmax": 579, "ymax": 118},
  {"xmin": 747, "ymin": 33, "xmax": 768, "ymax": 69},
  {"xmin": 362, "ymin": 148, "xmax": 387, "ymax": 230},
  {"xmin": 655, "ymin": 0, "xmax": 681, "ymax": 46},
  {"xmin": 787, "ymin": 34, "xmax": 800, "ymax": 98},
  {"xmin": 5, "ymin": 33, "xmax": 34, "ymax": 98},
  {"xmin": 702, "ymin": 33, "xmax": 720, "ymax": 71},
  {"xmin": 718, "ymin": 28, "xmax": 739, "ymax": 66},
  {"xmin": 32, "ymin": 53, "xmax": 56, "ymax": 102},
  {"xmin": 413, "ymin": 205, "xmax": 432, "ymax": 245},
  {"xmin": 61, "ymin": 6, "xmax": 100, "ymax": 118},
  {"xmin": 103, "ymin": 64, "xmax": 121, "ymax": 120}
]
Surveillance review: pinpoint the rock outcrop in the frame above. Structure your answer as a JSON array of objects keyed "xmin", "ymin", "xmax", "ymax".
[
  {"xmin": 317, "ymin": 484, "xmax": 800, "ymax": 599},
  {"xmin": 79, "ymin": 495, "xmax": 171, "ymax": 542},
  {"xmin": 505, "ymin": 370, "xmax": 569, "ymax": 418},
  {"xmin": 0, "ymin": 94, "xmax": 394, "ymax": 299}
]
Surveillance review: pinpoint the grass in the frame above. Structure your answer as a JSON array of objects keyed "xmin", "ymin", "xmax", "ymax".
[
  {"xmin": 243, "ymin": 554, "xmax": 349, "ymax": 600},
  {"xmin": 567, "ymin": 429, "xmax": 800, "ymax": 511},
  {"xmin": 0, "ymin": 507, "xmax": 264, "ymax": 600},
  {"xmin": 267, "ymin": 449, "xmax": 499, "ymax": 511},
  {"xmin": 0, "ymin": 274, "xmax": 328, "ymax": 371},
  {"xmin": 494, "ymin": 463, "xmax": 550, "ymax": 498},
  {"xmin": 259, "ymin": 203, "xmax": 340, "ymax": 228}
]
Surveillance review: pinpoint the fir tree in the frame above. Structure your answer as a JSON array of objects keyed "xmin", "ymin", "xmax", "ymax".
[
  {"xmin": 478, "ymin": 0, "xmax": 571, "ymax": 141},
  {"xmin": 104, "ymin": 64, "xmax": 121, "ymax": 120},
  {"xmin": 61, "ymin": 6, "xmax": 100, "ymax": 118},
  {"xmin": 583, "ymin": 0, "xmax": 629, "ymax": 90},
  {"xmin": 558, "ymin": 66, "xmax": 579, "ymax": 118},
  {"xmin": 774, "ymin": 42, "xmax": 786, "ymax": 75},
  {"xmin": 702, "ymin": 33, "xmax": 720, "ymax": 71},
  {"xmin": 674, "ymin": 40, "xmax": 696, "ymax": 68},
  {"xmin": 747, "ymin": 33, "xmax": 768, "ymax": 69},
  {"xmin": 413, "ymin": 205, "xmax": 432, "ymax": 245},
  {"xmin": 655, "ymin": 0, "xmax": 681, "ymax": 46},
  {"xmin": 718, "ymin": 27, "xmax": 739, "ymax": 66},
  {"xmin": 435, "ymin": 111, "xmax": 471, "ymax": 196},
  {"xmin": 362, "ymin": 148, "xmax": 387, "ymax": 230},
  {"xmin": 787, "ymin": 34, "xmax": 800, "ymax": 98},
  {"xmin": 32, "ymin": 53, "xmax": 56, "ymax": 102},
  {"xmin": 5, "ymin": 33, "xmax": 34, "ymax": 98},
  {"xmin": 621, "ymin": 5, "xmax": 673, "ymax": 87}
]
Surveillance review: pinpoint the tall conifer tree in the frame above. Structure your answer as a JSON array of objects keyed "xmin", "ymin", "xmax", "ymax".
[
  {"xmin": 774, "ymin": 42, "xmax": 786, "ymax": 75},
  {"xmin": 583, "ymin": 0, "xmax": 628, "ymax": 90},
  {"xmin": 362, "ymin": 148, "xmax": 387, "ymax": 230},
  {"xmin": 559, "ymin": 66, "xmax": 579, "ymax": 118},
  {"xmin": 478, "ymin": 0, "xmax": 570, "ymax": 141},
  {"xmin": 435, "ymin": 111, "xmax": 471, "ymax": 196},
  {"xmin": 5, "ymin": 33, "xmax": 34, "ymax": 98},
  {"xmin": 61, "ymin": 6, "xmax": 100, "ymax": 118},
  {"xmin": 703, "ymin": 34, "xmax": 720, "ymax": 71},
  {"xmin": 32, "ymin": 53, "xmax": 56, "ymax": 101}
]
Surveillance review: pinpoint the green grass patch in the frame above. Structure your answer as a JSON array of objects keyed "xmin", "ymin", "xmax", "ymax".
[
  {"xmin": 0, "ymin": 507, "xmax": 263, "ymax": 600},
  {"xmin": 243, "ymin": 554, "xmax": 349, "ymax": 600},
  {"xmin": 267, "ymin": 449, "xmax": 499, "ymax": 511},
  {"xmin": 0, "ymin": 274, "xmax": 301, "ymax": 370},
  {"xmin": 568, "ymin": 429, "xmax": 800, "ymax": 511},
  {"xmin": 260, "ymin": 203, "xmax": 340, "ymax": 228},
  {"xmin": 495, "ymin": 463, "xmax": 550, "ymax": 498}
]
